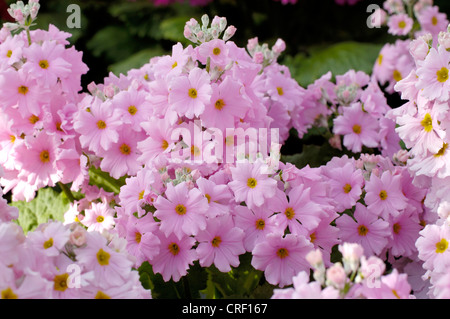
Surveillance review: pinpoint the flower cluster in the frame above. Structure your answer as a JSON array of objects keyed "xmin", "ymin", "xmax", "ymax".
[
  {"xmin": 0, "ymin": 0, "xmax": 89, "ymax": 202},
  {"xmin": 390, "ymin": 22, "xmax": 450, "ymax": 298},
  {"xmin": 0, "ymin": 219, "xmax": 150, "ymax": 298},
  {"xmin": 372, "ymin": 0, "xmax": 448, "ymax": 94},
  {"xmin": 272, "ymin": 243, "xmax": 415, "ymax": 299},
  {"xmin": 292, "ymin": 69, "xmax": 401, "ymax": 158}
]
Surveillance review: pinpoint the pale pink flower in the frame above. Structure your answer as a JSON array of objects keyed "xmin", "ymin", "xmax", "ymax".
[
  {"xmin": 387, "ymin": 13, "xmax": 413, "ymax": 36},
  {"xmin": 335, "ymin": 203, "xmax": 391, "ymax": 256},
  {"xmin": 228, "ymin": 160, "xmax": 277, "ymax": 209},
  {"xmin": 151, "ymin": 232, "xmax": 197, "ymax": 282},
  {"xmin": 154, "ymin": 181, "xmax": 209, "ymax": 239},
  {"xmin": 82, "ymin": 201, "xmax": 116, "ymax": 233},
  {"xmin": 364, "ymin": 170, "xmax": 408, "ymax": 220},
  {"xmin": 251, "ymin": 233, "xmax": 313, "ymax": 287},
  {"xmin": 196, "ymin": 215, "xmax": 245, "ymax": 272},
  {"xmin": 168, "ymin": 67, "xmax": 212, "ymax": 119}
]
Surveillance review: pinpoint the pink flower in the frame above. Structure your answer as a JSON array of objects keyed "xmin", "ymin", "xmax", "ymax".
[
  {"xmin": 361, "ymin": 269, "xmax": 413, "ymax": 299},
  {"xmin": 23, "ymin": 41, "xmax": 72, "ymax": 87},
  {"xmin": 416, "ymin": 224, "xmax": 450, "ymax": 272},
  {"xmin": 335, "ymin": 203, "xmax": 391, "ymax": 256},
  {"xmin": 417, "ymin": 6, "xmax": 448, "ymax": 38},
  {"xmin": 233, "ymin": 205, "xmax": 282, "ymax": 252},
  {"xmin": 333, "ymin": 102, "xmax": 379, "ymax": 153},
  {"xmin": 0, "ymin": 68, "xmax": 49, "ymax": 116},
  {"xmin": 151, "ymin": 232, "xmax": 197, "ymax": 282},
  {"xmin": 75, "ymin": 232, "xmax": 134, "ymax": 287},
  {"xmin": 81, "ymin": 201, "xmax": 116, "ymax": 233},
  {"xmin": 98, "ymin": 125, "xmax": 145, "ymax": 179},
  {"xmin": 124, "ymin": 214, "xmax": 161, "ymax": 267},
  {"xmin": 228, "ymin": 160, "xmax": 277, "ymax": 209},
  {"xmin": 73, "ymin": 97, "xmax": 122, "ymax": 153},
  {"xmin": 15, "ymin": 131, "xmax": 61, "ymax": 190},
  {"xmin": 416, "ymin": 46, "xmax": 450, "ymax": 102},
  {"xmin": 251, "ymin": 233, "xmax": 313, "ymax": 287},
  {"xmin": 154, "ymin": 181, "xmax": 209, "ymax": 239},
  {"xmin": 323, "ymin": 161, "xmax": 364, "ymax": 212},
  {"xmin": 196, "ymin": 215, "xmax": 245, "ymax": 272},
  {"xmin": 364, "ymin": 170, "xmax": 408, "ymax": 220},
  {"xmin": 271, "ymin": 271, "xmax": 339, "ymax": 299},
  {"xmin": 196, "ymin": 177, "xmax": 233, "ymax": 218},
  {"xmin": 387, "ymin": 13, "xmax": 413, "ymax": 36},
  {"xmin": 200, "ymin": 75, "xmax": 250, "ymax": 131},
  {"xmin": 387, "ymin": 210, "xmax": 422, "ymax": 258},
  {"xmin": 197, "ymin": 38, "xmax": 229, "ymax": 68},
  {"xmin": 168, "ymin": 67, "xmax": 212, "ymax": 119},
  {"xmin": 271, "ymin": 185, "xmax": 326, "ymax": 234},
  {"xmin": 27, "ymin": 221, "xmax": 70, "ymax": 257},
  {"xmin": 111, "ymin": 89, "xmax": 152, "ymax": 130}
]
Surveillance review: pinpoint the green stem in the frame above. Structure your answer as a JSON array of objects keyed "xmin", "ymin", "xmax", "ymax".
[
  {"xmin": 58, "ymin": 182, "xmax": 76, "ymax": 203},
  {"xmin": 26, "ymin": 28, "xmax": 31, "ymax": 46}
]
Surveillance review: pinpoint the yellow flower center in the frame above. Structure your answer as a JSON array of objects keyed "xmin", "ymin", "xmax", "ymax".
[
  {"xmin": 276, "ymin": 248, "xmax": 289, "ymax": 259},
  {"xmin": 393, "ymin": 223, "xmax": 401, "ymax": 234},
  {"xmin": 432, "ymin": 16, "xmax": 438, "ymax": 26},
  {"xmin": 393, "ymin": 69, "xmax": 402, "ymax": 82},
  {"xmin": 213, "ymin": 47, "xmax": 221, "ymax": 55},
  {"xmin": 162, "ymin": 140, "xmax": 169, "ymax": 150},
  {"xmin": 310, "ymin": 232, "xmax": 317, "ymax": 243},
  {"xmin": 437, "ymin": 67, "xmax": 449, "ymax": 83},
  {"xmin": 168, "ymin": 242, "xmax": 180, "ymax": 256},
  {"xmin": 379, "ymin": 190, "xmax": 388, "ymax": 200},
  {"xmin": 119, "ymin": 143, "xmax": 131, "ymax": 155},
  {"xmin": 277, "ymin": 87, "xmax": 284, "ymax": 96},
  {"xmin": 40, "ymin": 150, "xmax": 50, "ymax": 163},
  {"xmin": 358, "ymin": 225, "xmax": 369, "ymax": 236},
  {"xmin": 96, "ymin": 248, "xmax": 110, "ymax": 266},
  {"xmin": 352, "ymin": 124, "xmax": 362, "ymax": 134},
  {"xmin": 96, "ymin": 216, "xmax": 104, "ymax": 223},
  {"xmin": 135, "ymin": 232, "xmax": 142, "ymax": 244},
  {"xmin": 343, "ymin": 183, "xmax": 352, "ymax": 194},
  {"xmin": 190, "ymin": 145, "xmax": 201, "ymax": 157},
  {"xmin": 188, "ymin": 88, "xmax": 198, "ymax": 99},
  {"xmin": 205, "ymin": 194, "xmax": 211, "ymax": 203},
  {"xmin": 6, "ymin": 50, "xmax": 12, "ymax": 58},
  {"xmin": 95, "ymin": 291, "xmax": 111, "ymax": 299},
  {"xmin": 284, "ymin": 207, "xmax": 295, "ymax": 220},
  {"xmin": 436, "ymin": 238, "xmax": 449, "ymax": 253},
  {"xmin": 97, "ymin": 120, "xmax": 107, "ymax": 130},
  {"xmin": 211, "ymin": 236, "xmax": 222, "ymax": 248},
  {"xmin": 53, "ymin": 273, "xmax": 70, "ymax": 292},
  {"xmin": 29, "ymin": 114, "xmax": 39, "ymax": 124},
  {"xmin": 1, "ymin": 287, "xmax": 18, "ymax": 299},
  {"xmin": 435, "ymin": 143, "xmax": 448, "ymax": 157},
  {"xmin": 421, "ymin": 113, "xmax": 433, "ymax": 132},
  {"xmin": 18, "ymin": 85, "xmax": 29, "ymax": 95},
  {"xmin": 398, "ymin": 20, "xmax": 406, "ymax": 29},
  {"xmin": 39, "ymin": 59, "xmax": 49, "ymax": 69},
  {"xmin": 43, "ymin": 237, "xmax": 54, "ymax": 249},
  {"xmin": 128, "ymin": 105, "xmax": 137, "ymax": 115},
  {"xmin": 10, "ymin": 135, "xmax": 16, "ymax": 143},
  {"xmin": 377, "ymin": 54, "xmax": 383, "ymax": 65},
  {"xmin": 255, "ymin": 219, "xmax": 265, "ymax": 230},
  {"xmin": 392, "ymin": 289, "xmax": 401, "ymax": 299},
  {"xmin": 214, "ymin": 99, "xmax": 225, "ymax": 110},
  {"xmin": 175, "ymin": 204, "xmax": 187, "ymax": 215},
  {"xmin": 172, "ymin": 61, "xmax": 178, "ymax": 69},
  {"xmin": 247, "ymin": 178, "xmax": 257, "ymax": 189},
  {"xmin": 138, "ymin": 190, "xmax": 145, "ymax": 200}
]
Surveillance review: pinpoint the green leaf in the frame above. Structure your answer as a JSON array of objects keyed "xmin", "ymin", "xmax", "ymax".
[
  {"xmin": 88, "ymin": 166, "xmax": 126, "ymax": 195},
  {"xmin": 86, "ymin": 26, "xmax": 139, "ymax": 63},
  {"xmin": 284, "ymin": 41, "xmax": 384, "ymax": 87},
  {"xmin": 159, "ymin": 16, "xmax": 192, "ymax": 44},
  {"xmin": 109, "ymin": 47, "xmax": 167, "ymax": 76},
  {"xmin": 11, "ymin": 187, "xmax": 70, "ymax": 234}
]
